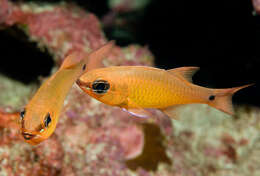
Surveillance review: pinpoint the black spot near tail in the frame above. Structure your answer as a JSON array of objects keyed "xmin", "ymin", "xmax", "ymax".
[{"xmin": 209, "ymin": 95, "xmax": 215, "ymax": 101}]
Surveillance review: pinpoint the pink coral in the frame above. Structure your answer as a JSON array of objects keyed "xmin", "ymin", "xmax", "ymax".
[
  {"xmin": 110, "ymin": 125, "xmax": 144, "ymax": 159},
  {"xmin": 1, "ymin": 0, "xmax": 105, "ymax": 60},
  {"xmin": 0, "ymin": 1, "xmax": 259, "ymax": 176},
  {"xmin": 252, "ymin": 0, "xmax": 260, "ymax": 14},
  {"xmin": 0, "ymin": 0, "xmax": 11, "ymax": 23},
  {"xmin": 0, "ymin": 1, "xmax": 154, "ymax": 175},
  {"xmin": 0, "ymin": 0, "xmax": 154, "ymax": 66}
]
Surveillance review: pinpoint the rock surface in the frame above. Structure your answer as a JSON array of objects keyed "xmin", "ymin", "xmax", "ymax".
[{"xmin": 0, "ymin": 0, "xmax": 259, "ymax": 176}]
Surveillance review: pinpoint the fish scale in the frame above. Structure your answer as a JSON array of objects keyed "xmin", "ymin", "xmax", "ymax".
[{"xmin": 126, "ymin": 69, "xmax": 186, "ymax": 108}]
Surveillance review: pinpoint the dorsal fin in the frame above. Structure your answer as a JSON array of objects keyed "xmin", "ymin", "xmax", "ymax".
[
  {"xmin": 167, "ymin": 67, "xmax": 200, "ymax": 83},
  {"xmin": 60, "ymin": 52, "xmax": 84, "ymax": 69}
]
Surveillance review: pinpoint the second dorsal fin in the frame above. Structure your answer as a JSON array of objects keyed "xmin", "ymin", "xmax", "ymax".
[{"xmin": 167, "ymin": 67, "xmax": 200, "ymax": 83}]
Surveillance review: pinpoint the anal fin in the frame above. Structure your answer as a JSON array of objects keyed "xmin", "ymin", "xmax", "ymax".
[{"xmin": 160, "ymin": 104, "xmax": 187, "ymax": 120}]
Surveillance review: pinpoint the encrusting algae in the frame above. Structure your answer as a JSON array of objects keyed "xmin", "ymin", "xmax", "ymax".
[{"xmin": 0, "ymin": 0, "xmax": 259, "ymax": 176}]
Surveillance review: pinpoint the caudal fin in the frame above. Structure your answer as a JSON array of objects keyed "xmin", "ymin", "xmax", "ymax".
[
  {"xmin": 60, "ymin": 52, "xmax": 84, "ymax": 69},
  {"xmin": 60, "ymin": 41, "xmax": 115, "ymax": 70},
  {"xmin": 208, "ymin": 84, "xmax": 253, "ymax": 115},
  {"xmin": 86, "ymin": 41, "xmax": 115, "ymax": 71}
]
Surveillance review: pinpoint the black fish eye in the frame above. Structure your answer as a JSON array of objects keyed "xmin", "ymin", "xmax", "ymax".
[
  {"xmin": 82, "ymin": 64, "xmax": 86, "ymax": 71},
  {"xmin": 44, "ymin": 113, "xmax": 52, "ymax": 128},
  {"xmin": 20, "ymin": 109, "xmax": 26, "ymax": 119},
  {"xmin": 92, "ymin": 80, "xmax": 110, "ymax": 94}
]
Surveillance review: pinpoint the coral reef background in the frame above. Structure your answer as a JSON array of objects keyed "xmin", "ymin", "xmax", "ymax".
[{"xmin": 0, "ymin": 0, "xmax": 259, "ymax": 176}]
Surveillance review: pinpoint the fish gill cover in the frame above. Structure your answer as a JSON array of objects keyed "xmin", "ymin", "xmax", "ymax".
[{"xmin": 0, "ymin": 0, "xmax": 259, "ymax": 176}]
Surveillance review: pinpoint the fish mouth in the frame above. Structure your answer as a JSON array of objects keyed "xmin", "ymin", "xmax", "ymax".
[
  {"xmin": 22, "ymin": 132, "xmax": 36, "ymax": 140},
  {"xmin": 20, "ymin": 116, "xmax": 35, "ymax": 140},
  {"xmin": 76, "ymin": 79, "xmax": 91, "ymax": 90},
  {"xmin": 20, "ymin": 116, "xmax": 36, "ymax": 140},
  {"xmin": 20, "ymin": 114, "xmax": 46, "ymax": 145},
  {"xmin": 21, "ymin": 131, "xmax": 45, "ymax": 145}
]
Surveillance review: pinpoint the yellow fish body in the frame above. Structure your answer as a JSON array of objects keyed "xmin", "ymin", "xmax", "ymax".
[
  {"xmin": 77, "ymin": 66, "xmax": 251, "ymax": 118},
  {"xmin": 20, "ymin": 41, "xmax": 114, "ymax": 145}
]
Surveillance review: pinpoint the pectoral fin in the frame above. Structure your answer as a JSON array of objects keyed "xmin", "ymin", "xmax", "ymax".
[
  {"xmin": 122, "ymin": 108, "xmax": 151, "ymax": 118},
  {"xmin": 121, "ymin": 98, "xmax": 155, "ymax": 119}
]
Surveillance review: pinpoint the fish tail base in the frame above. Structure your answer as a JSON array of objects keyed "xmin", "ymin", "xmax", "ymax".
[{"xmin": 209, "ymin": 84, "xmax": 253, "ymax": 115}]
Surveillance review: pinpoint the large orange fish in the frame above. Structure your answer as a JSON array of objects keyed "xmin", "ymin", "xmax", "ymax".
[
  {"xmin": 20, "ymin": 41, "xmax": 114, "ymax": 145},
  {"xmin": 77, "ymin": 66, "xmax": 252, "ymax": 119}
]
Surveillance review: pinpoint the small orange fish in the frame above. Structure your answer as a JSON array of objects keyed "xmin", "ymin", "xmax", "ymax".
[
  {"xmin": 77, "ymin": 66, "xmax": 252, "ymax": 119},
  {"xmin": 20, "ymin": 41, "xmax": 114, "ymax": 145}
]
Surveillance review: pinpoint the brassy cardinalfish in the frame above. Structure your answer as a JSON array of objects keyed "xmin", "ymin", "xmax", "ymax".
[
  {"xmin": 20, "ymin": 41, "xmax": 114, "ymax": 145},
  {"xmin": 77, "ymin": 66, "xmax": 252, "ymax": 119}
]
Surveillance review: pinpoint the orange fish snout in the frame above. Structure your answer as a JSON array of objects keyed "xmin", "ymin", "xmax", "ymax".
[{"xmin": 20, "ymin": 127, "xmax": 48, "ymax": 145}]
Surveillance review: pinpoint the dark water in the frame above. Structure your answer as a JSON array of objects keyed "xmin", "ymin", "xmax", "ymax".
[{"xmin": 0, "ymin": 0, "xmax": 259, "ymax": 106}]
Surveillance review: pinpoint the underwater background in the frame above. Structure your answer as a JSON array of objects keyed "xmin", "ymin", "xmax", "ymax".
[{"xmin": 0, "ymin": 0, "xmax": 259, "ymax": 176}]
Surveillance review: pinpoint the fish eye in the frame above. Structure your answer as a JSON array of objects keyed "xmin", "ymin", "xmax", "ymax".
[
  {"xmin": 44, "ymin": 113, "xmax": 52, "ymax": 128},
  {"xmin": 20, "ymin": 109, "xmax": 26, "ymax": 119},
  {"xmin": 92, "ymin": 80, "xmax": 110, "ymax": 94},
  {"xmin": 82, "ymin": 64, "xmax": 86, "ymax": 71}
]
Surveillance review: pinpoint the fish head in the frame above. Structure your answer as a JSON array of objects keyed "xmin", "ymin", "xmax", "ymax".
[
  {"xmin": 20, "ymin": 105, "xmax": 57, "ymax": 145},
  {"xmin": 77, "ymin": 69, "xmax": 127, "ymax": 106}
]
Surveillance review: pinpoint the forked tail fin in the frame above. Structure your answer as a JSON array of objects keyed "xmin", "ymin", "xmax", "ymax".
[
  {"xmin": 60, "ymin": 41, "xmax": 115, "ymax": 70},
  {"xmin": 86, "ymin": 41, "xmax": 115, "ymax": 71},
  {"xmin": 60, "ymin": 52, "xmax": 84, "ymax": 69},
  {"xmin": 208, "ymin": 84, "xmax": 253, "ymax": 115}
]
